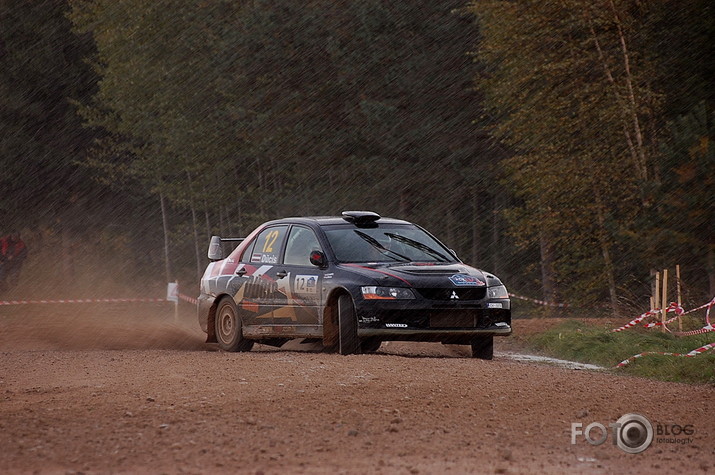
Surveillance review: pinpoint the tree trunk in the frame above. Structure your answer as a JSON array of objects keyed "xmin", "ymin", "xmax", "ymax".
[
  {"xmin": 159, "ymin": 192, "xmax": 172, "ymax": 283},
  {"xmin": 587, "ymin": 8, "xmax": 649, "ymax": 183},
  {"xmin": 594, "ymin": 189, "xmax": 619, "ymax": 314},
  {"xmin": 60, "ymin": 221, "xmax": 75, "ymax": 291},
  {"xmin": 471, "ymin": 188, "xmax": 481, "ymax": 265},
  {"xmin": 191, "ymin": 202, "xmax": 202, "ymax": 282},
  {"xmin": 539, "ymin": 226, "xmax": 558, "ymax": 315},
  {"xmin": 446, "ymin": 207, "xmax": 455, "ymax": 250},
  {"xmin": 399, "ymin": 188, "xmax": 412, "ymax": 218},
  {"xmin": 491, "ymin": 194, "xmax": 502, "ymax": 275},
  {"xmin": 256, "ymin": 158, "xmax": 266, "ymax": 217},
  {"xmin": 708, "ymin": 104, "xmax": 715, "ymax": 297},
  {"xmin": 202, "ymin": 191, "xmax": 211, "ymax": 241},
  {"xmin": 609, "ymin": 0, "xmax": 648, "ymax": 180},
  {"xmin": 235, "ymin": 195, "xmax": 242, "ymax": 235},
  {"xmin": 218, "ymin": 205, "xmax": 226, "ymax": 237},
  {"xmin": 708, "ymin": 245, "xmax": 715, "ymax": 297},
  {"xmin": 187, "ymin": 172, "xmax": 202, "ymax": 283}
]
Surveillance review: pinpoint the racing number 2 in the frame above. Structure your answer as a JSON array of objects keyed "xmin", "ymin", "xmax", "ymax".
[{"xmin": 262, "ymin": 230, "xmax": 280, "ymax": 253}]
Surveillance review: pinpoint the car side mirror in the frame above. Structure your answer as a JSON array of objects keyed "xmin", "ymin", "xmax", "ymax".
[
  {"xmin": 208, "ymin": 236, "xmax": 223, "ymax": 261},
  {"xmin": 309, "ymin": 250, "xmax": 327, "ymax": 268}
]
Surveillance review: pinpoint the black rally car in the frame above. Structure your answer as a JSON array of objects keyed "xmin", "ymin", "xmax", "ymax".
[{"xmin": 198, "ymin": 211, "xmax": 511, "ymax": 359}]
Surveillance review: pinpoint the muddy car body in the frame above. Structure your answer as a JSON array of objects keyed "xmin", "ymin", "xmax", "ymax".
[{"xmin": 198, "ymin": 211, "xmax": 511, "ymax": 359}]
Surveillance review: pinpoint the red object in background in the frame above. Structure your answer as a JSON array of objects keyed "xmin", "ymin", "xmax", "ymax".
[{"xmin": 0, "ymin": 234, "xmax": 27, "ymax": 261}]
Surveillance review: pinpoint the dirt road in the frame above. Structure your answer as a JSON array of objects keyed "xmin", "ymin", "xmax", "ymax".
[{"xmin": 0, "ymin": 304, "xmax": 713, "ymax": 474}]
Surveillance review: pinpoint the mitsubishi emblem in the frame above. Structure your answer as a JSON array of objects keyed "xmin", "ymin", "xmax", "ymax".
[{"xmin": 450, "ymin": 291, "xmax": 459, "ymax": 300}]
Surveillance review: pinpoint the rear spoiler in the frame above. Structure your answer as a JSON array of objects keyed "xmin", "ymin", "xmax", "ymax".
[{"xmin": 208, "ymin": 235, "xmax": 245, "ymax": 261}]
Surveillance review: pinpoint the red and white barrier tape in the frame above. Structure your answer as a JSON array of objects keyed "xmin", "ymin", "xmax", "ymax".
[
  {"xmin": 611, "ymin": 302, "xmax": 683, "ymax": 333},
  {"xmin": 674, "ymin": 325, "xmax": 715, "ymax": 336},
  {"xmin": 178, "ymin": 293, "xmax": 198, "ymax": 305},
  {"xmin": 508, "ymin": 292, "xmax": 568, "ymax": 308},
  {"xmin": 0, "ymin": 293, "xmax": 200, "ymax": 307},
  {"xmin": 671, "ymin": 297, "xmax": 714, "ymax": 336},
  {"xmin": 616, "ymin": 342, "xmax": 715, "ymax": 368},
  {"xmin": 0, "ymin": 297, "xmax": 167, "ymax": 306},
  {"xmin": 609, "ymin": 300, "xmax": 715, "ymax": 334},
  {"xmin": 641, "ymin": 298, "xmax": 715, "ymax": 335},
  {"xmin": 643, "ymin": 312, "xmax": 683, "ymax": 328},
  {"xmin": 681, "ymin": 297, "xmax": 715, "ymax": 318},
  {"xmin": 611, "ymin": 309, "xmax": 660, "ymax": 333}
]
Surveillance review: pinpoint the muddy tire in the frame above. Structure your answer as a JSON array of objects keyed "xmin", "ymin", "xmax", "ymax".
[
  {"xmin": 361, "ymin": 337, "xmax": 381, "ymax": 353},
  {"xmin": 470, "ymin": 336, "xmax": 493, "ymax": 360},
  {"xmin": 215, "ymin": 296, "xmax": 254, "ymax": 352},
  {"xmin": 337, "ymin": 294, "xmax": 360, "ymax": 355}
]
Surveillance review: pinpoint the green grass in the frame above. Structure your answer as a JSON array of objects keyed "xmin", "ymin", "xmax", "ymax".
[{"xmin": 526, "ymin": 319, "xmax": 715, "ymax": 385}]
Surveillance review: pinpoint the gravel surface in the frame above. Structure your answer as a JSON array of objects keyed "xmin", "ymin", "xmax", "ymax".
[{"xmin": 0, "ymin": 305, "xmax": 713, "ymax": 474}]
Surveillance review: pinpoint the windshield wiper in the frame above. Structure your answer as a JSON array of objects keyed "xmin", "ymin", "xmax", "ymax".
[
  {"xmin": 385, "ymin": 233, "xmax": 452, "ymax": 262},
  {"xmin": 354, "ymin": 231, "xmax": 411, "ymax": 262}
]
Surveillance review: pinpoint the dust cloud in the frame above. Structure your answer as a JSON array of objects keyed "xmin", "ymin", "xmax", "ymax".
[{"xmin": 0, "ymin": 303, "xmax": 205, "ymax": 352}]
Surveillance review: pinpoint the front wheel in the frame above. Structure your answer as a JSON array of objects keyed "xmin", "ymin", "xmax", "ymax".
[
  {"xmin": 470, "ymin": 336, "xmax": 494, "ymax": 360},
  {"xmin": 215, "ymin": 296, "xmax": 254, "ymax": 352},
  {"xmin": 337, "ymin": 294, "xmax": 360, "ymax": 355}
]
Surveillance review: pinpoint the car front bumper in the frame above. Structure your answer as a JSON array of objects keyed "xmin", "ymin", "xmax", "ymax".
[
  {"xmin": 359, "ymin": 324, "xmax": 511, "ymax": 339},
  {"xmin": 353, "ymin": 297, "xmax": 512, "ymax": 343}
]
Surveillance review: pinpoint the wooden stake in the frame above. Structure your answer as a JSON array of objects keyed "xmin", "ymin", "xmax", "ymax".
[
  {"xmin": 676, "ymin": 265, "xmax": 682, "ymax": 331},
  {"xmin": 661, "ymin": 269, "xmax": 668, "ymax": 333},
  {"xmin": 654, "ymin": 271, "xmax": 661, "ymax": 311}
]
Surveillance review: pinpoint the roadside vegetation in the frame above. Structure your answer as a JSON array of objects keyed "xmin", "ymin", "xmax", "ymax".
[
  {"xmin": 1, "ymin": 1, "xmax": 712, "ymax": 309},
  {"xmin": 527, "ymin": 319, "xmax": 715, "ymax": 385}
]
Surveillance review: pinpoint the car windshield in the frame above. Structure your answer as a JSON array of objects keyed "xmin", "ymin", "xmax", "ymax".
[{"xmin": 323, "ymin": 224, "xmax": 457, "ymax": 263}]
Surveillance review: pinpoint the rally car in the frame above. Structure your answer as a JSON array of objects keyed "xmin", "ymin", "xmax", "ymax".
[{"xmin": 198, "ymin": 211, "xmax": 511, "ymax": 359}]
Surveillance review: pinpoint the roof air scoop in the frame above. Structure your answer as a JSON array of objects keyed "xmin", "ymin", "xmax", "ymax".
[{"xmin": 341, "ymin": 211, "xmax": 381, "ymax": 224}]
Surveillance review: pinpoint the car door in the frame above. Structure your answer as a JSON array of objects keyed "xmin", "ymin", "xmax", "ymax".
[
  {"xmin": 272, "ymin": 225, "xmax": 323, "ymax": 326},
  {"xmin": 232, "ymin": 225, "xmax": 289, "ymax": 326}
]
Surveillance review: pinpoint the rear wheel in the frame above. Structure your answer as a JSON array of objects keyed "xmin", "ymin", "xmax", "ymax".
[
  {"xmin": 470, "ymin": 336, "xmax": 493, "ymax": 360},
  {"xmin": 337, "ymin": 294, "xmax": 360, "ymax": 355},
  {"xmin": 361, "ymin": 337, "xmax": 381, "ymax": 353},
  {"xmin": 215, "ymin": 296, "xmax": 254, "ymax": 352}
]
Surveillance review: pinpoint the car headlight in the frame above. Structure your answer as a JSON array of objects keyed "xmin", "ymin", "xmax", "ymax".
[
  {"xmin": 487, "ymin": 285, "xmax": 509, "ymax": 299},
  {"xmin": 361, "ymin": 286, "xmax": 415, "ymax": 300}
]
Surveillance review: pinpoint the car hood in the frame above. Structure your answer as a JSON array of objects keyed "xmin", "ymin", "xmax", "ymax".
[{"xmin": 338, "ymin": 262, "xmax": 492, "ymax": 288}]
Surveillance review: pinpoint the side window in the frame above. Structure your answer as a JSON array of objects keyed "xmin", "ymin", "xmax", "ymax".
[
  {"xmin": 245, "ymin": 226, "xmax": 288, "ymax": 265},
  {"xmin": 284, "ymin": 226, "xmax": 322, "ymax": 266},
  {"xmin": 238, "ymin": 239, "xmax": 256, "ymax": 263}
]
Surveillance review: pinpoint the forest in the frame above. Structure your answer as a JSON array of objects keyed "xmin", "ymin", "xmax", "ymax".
[{"xmin": 0, "ymin": 0, "xmax": 712, "ymax": 314}]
